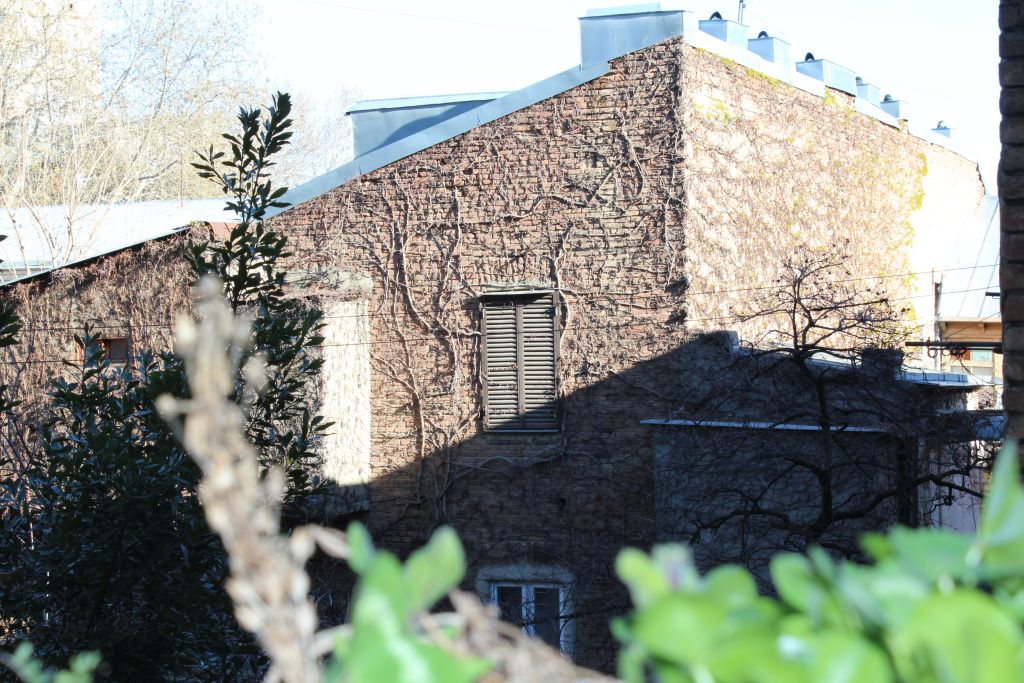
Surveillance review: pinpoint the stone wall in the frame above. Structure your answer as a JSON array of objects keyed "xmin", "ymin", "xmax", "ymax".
[
  {"xmin": 682, "ymin": 48, "xmax": 982, "ymax": 340},
  {"xmin": 0, "ymin": 237, "xmax": 191, "ymax": 461},
  {"xmin": 1002, "ymin": 0, "xmax": 1024, "ymax": 438}
]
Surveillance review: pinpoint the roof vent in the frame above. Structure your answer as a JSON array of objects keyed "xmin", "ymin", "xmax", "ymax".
[
  {"xmin": 699, "ymin": 13, "xmax": 748, "ymax": 48},
  {"xmin": 796, "ymin": 54, "xmax": 857, "ymax": 95},
  {"xmin": 855, "ymin": 77, "xmax": 881, "ymax": 105},
  {"xmin": 346, "ymin": 93, "xmax": 506, "ymax": 157},
  {"xmin": 933, "ymin": 120, "xmax": 953, "ymax": 138},
  {"xmin": 580, "ymin": 4, "xmax": 685, "ymax": 67},
  {"xmin": 748, "ymin": 31, "xmax": 790, "ymax": 67},
  {"xmin": 880, "ymin": 94, "xmax": 908, "ymax": 119}
]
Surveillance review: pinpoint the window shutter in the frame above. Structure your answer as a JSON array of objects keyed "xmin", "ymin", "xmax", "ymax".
[
  {"xmin": 483, "ymin": 293, "xmax": 559, "ymax": 431},
  {"xmin": 484, "ymin": 299, "xmax": 521, "ymax": 430},
  {"xmin": 521, "ymin": 296, "xmax": 558, "ymax": 430}
]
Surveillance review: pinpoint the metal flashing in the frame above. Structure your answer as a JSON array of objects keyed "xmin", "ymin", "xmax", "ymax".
[
  {"xmin": 346, "ymin": 92, "xmax": 509, "ymax": 113},
  {"xmin": 880, "ymin": 97, "xmax": 906, "ymax": 120},
  {"xmin": 855, "ymin": 97, "xmax": 900, "ymax": 128},
  {"xmin": 698, "ymin": 17, "xmax": 749, "ymax": 50},
  {"xmin": 270, "ymin": 62, "xmax": 609, "ymax": 217},
  {"xmin": 641, "ymin": 418, "xmax": 887, "ymax": 433},
  {"xmin": 583, "ymin": 3, "xmax": 664, "ymax": 18},
  {"xmin": 579, "ymin": 4, "xmax": 684, "ymax": 67},
  {"xmin": 747, "ymin": 35, "xmax": 791, "ymax": 68},
  {"xmin": 269, "ymin": 5, "xmax": 974, "ymax": 218},
  {"xmin": 796, "ymin": 58, "xmax": 858, "ymax": 95}
]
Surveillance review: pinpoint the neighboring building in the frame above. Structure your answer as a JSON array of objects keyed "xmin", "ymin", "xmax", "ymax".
[
  {"xmin": 1, "ymin": 4, "xmax": 987, "ymax": 669},
  {"xmin": 933, "ymin": 196, "xmax": 1002, "ymax": 405}
]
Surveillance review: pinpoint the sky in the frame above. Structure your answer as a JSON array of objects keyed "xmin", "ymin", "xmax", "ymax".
[{"xmin": 257, "ymin": 0, "xmax": 1001, "ymax": 188}]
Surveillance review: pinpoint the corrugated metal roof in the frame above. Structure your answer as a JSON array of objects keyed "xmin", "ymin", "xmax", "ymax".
[{"xmin": 0, "ymin": 198, "xmax": 234, "ymax": 284}]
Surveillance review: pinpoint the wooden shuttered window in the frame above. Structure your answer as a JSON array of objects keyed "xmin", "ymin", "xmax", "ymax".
[{"xmin": 482, "ymin": 293, "xmax": 559, "ymax": 432}]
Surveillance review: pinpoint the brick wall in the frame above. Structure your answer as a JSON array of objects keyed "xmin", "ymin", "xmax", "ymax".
[
  {"xmin": 1002, "ymin": 0, "xmax": 1024, "ymax": 438},
  {"xmin": 267, "ymin": 38, "xmax": 982, "ymax": 666}
]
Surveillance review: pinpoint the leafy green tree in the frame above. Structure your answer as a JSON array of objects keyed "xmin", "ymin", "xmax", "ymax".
[
  {"xmin": 2, "ymin": 338, "xmax": 256, "ymax": 679},
  {"xmin": 189, "ymin": 92, "xmax": 329, "ymax": 498},
  {"xmin": 0, "ymin": 93, "xmax": 329, "ymax": 678}
]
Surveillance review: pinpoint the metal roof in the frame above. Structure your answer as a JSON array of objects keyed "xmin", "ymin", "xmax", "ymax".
[
  {"xmin": 269, "ymin": 3, "xmax": 972, "ymax": 219},
  {"xmin": 0, "ymin": 198, "xmax": 234, "ymax": 284},
  {"xmin": 346, "ymin": 92, "xmax": 510, "ymax": 113},
  {"xmin": 937, "ymin": 195, "xmax": 999, "ymax": 321}
]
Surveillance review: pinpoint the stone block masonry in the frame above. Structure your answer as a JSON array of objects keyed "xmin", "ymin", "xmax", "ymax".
[{"xmin": 1003, "ymin": 0, "xmax": 1024, "ymax": 438}]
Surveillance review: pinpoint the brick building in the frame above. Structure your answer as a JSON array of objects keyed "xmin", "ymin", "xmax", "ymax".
[{"xmin": 2, "ymin": 3, "xmax": 986, "ymax": 668}]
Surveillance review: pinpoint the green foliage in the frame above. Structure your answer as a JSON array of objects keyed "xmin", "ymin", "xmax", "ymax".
[
  {"xmin": 0, "ymin": 234, "xmax": 22, "ymax": 414},
  {"xmin": 324, "ymin": 523, "xmax": 490, "ymax": 683},
  {"xmin": 0, "ymin": 332, "xmax": 257, "ymax": 678},
  {"xmin": 613, "ymin": 443, "xmax": 1024, "ymax": 683},
  {"xmin": 1, "ymin": 642, "xmax": 99, "ymax": 683},
  {"xmin": 189, "ymin": 91, "xmax": 329, "ymax": 496},
  {"xmin": 0, "ymin": 93, "xmax": 328, "ymax": 678}
]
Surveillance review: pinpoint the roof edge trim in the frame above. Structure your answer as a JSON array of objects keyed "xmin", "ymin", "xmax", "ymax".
[{"xmin": 268, "ymin": 61, "xmax": 610, "ymax": 217}]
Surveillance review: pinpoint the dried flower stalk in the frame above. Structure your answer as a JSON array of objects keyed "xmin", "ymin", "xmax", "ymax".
[{"xmin": 157, "ymin": 277, "xmax": 347, "ymax": 683}]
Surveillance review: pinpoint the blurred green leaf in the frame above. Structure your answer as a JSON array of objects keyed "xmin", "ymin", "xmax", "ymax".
[
  {"xmin": 403, "ymin": 527, "xmax": 464, "ymax": 616},
  {"xmin": 346, "ymin": 522, "xmax": 376, "ymax": 575}
]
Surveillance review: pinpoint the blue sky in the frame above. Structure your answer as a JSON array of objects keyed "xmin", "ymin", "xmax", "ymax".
[{"xmin": 258, "ymin": 0, "xmax": 1000, "ymax": 187}]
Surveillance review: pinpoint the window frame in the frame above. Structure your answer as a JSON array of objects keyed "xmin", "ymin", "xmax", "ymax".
[
  {"xmin": 99, "ymin": 337, "xmax": 132, "ymax": 365},
  {"xmin": 75, "ymin": 334, "xmax": 133, "ymax": 366},
  {"xmin": 476, "ymin": 565, "xmax": 575, "ymax": 657},
  {"xmin": 488, "ymin": 581, "xmax": 571, "ymax": 654},
  {"xmin": 480, "ymin": 290, "xmax": 562, "ymax": 433}
]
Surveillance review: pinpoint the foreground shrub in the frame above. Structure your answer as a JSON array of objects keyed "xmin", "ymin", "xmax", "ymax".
[{"xmin": 613, "ymin": 443, "xmax": 1023, "ymax": 683}]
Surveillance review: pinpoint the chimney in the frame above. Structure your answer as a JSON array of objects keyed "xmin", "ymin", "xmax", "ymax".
[
  {"xmin": 697, "ymin": 11, "xmax": 749, "ymax": 49},
  {"xmin": 580, "ymin": 3, "xmax": 685, "ymax": 68},
  {"xmin": 855, "ymin": 76, "xmax": 881, "ymax": 105},
  {"xmin": 880, "ymin": 94, "xmax": 908, "ymax": 119},
  {"xmin": 747, "ymin": 30, "xmax": 791, "ymax": 68},
  {"xmin": 796, "ymin": 53, "xmax": 857, "ymax": 95},
  {"xmin": 346, "ymin": 93, "xmax": 506, "ymax": 157}
]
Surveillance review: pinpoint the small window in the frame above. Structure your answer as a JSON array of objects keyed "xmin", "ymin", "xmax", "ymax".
[
  {"xmin": 481, "ymin": 292, "xmax": 559, "ymax": 431},
  {"xmin": 491, "ymin": 582, "xmax": 568, "ymax": 652},
  {"xmin": 93, "ymin": 337, "xmax": 131, "ymax": 365}
]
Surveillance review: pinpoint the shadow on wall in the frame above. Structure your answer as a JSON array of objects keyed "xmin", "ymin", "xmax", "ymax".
[{"xmin": 314, "ymin": 332, "xmax": 987, "ymax": 670}]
